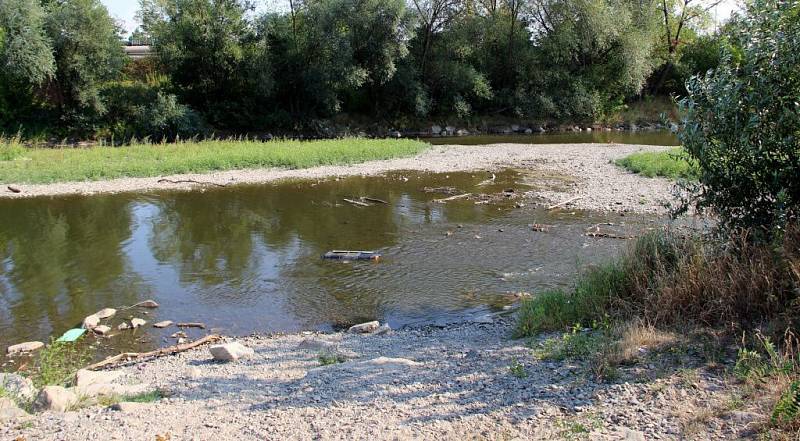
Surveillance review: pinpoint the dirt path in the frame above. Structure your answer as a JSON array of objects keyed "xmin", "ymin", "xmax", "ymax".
[
  {"xmin": 2, "ymin": 319, "xmax": 758, "ymax": 440},
  {"xmin": 0, "ymin": 143, "xmax": 675, "ymax": 213}
]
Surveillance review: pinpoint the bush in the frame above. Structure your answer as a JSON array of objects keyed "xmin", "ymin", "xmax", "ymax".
[
  {"xmin": 30, "ymin": 339, "xmax": 92, "ymax": 388},
  {"xmin": 101, "ymin": 81, "xmax": 206, "ymax": 141},
  {"xmin": 679, "ymin": 0, "xmax": 800, "ymax": 235}
]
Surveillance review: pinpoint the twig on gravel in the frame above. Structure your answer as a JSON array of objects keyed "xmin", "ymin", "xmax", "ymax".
[
  {"xmin": 157, "ymin": 178, "xmax": 228, "ymax": 188},
  {"xmin": 85, "ymin": 334, "xmax": 222, "ymax": 371},
  {"xmin": 547, "ymin": 195, "xmax": 584, "ymax": 210}
]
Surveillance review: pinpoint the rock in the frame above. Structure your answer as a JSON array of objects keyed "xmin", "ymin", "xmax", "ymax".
[
  {"xmin": 348, "ymin": 321, "xmax": 380, "ymax": 334},
  {"xmin": 92, "ymin": 325, "xmax": 111, "ymax": 335},
  {"xmin": 110, "ymin": 401, "xmax": 149, "ymax": 413},
  {"xmin": 6, "ymin": 341, "xmax": 44, "ymax": 355},
  {"xmin": 130, "ymin": 318, "xmax": 147, "ymax": 328},
  {"xmin": 388, "ymin": 130, "xmax": 401, "ymax": 138},
  {"xmin": 511, "ymin": 124, "xmax": 520, "ymax": 132},
  {"xmin": 118, "ymin": 322, "xmax": 130, "ymax": 330},
  {"xmin": 75, "ymin": 369, "xmax": 123, "ymax": 388},
  {"xmin": 187, "ymin": 367, "xmax": 203, "ymax": 379},
  {"xmin": 470, "ymin": 314, "xmax": 494, "ymax": 324},
  {"xmin": 585, "ymin": 127, "xmax": 592, "ymax": 132},
  {"xmin": 298, "ymin": 338, "xmax": 337, "ymax": 352},
  {"xmin": 0, "ymin": 373, "xmax": 37, "ymax": 402},
  {"xmin": 33, "ymin": 386, "xmax": 78, "ymax": 412},
  {"xmin": 209, "ymin": 342, "xmax": 255, "ymax": 362},
  {"xmin": 373, "ymin": 324, "xmax": 392, "ymax": 335},
  {"xmin": 724, "ymin": 410, "xmax": 763, "ymax": 424},
  {"xmin": 0, "ymin": 397, "xmax": 27, "ymax": 421},
  {"xmin": 534, "ymin": 126, "xmax": 545, "ymax": 133},
  {"xmin": 79, "ymin": 383, "xmax": 152, "ymax": 398},
  {"xmin": 95, "ymin": 308, "xmax": 116, "ymax": 319},
  {"xmin": 431, "ymin": 125, "xmax": 442, "ymax": 135},
  {"xmin": 82, "ymin": 314, "xmax": 100, "ymax": 329},
  {"xmin": 138, "ymin": 299, "xmax": 159, "ymax": 308},
  {"xmin": 444, "ymin": 126, "xmax": 456, "ymax": 135},
  {"xmin": 153, "ymin": 321, "xmax": 173, "ymax": 329}
]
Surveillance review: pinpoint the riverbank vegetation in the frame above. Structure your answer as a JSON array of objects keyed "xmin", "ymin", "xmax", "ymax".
[
  {"xmin": 615, "ymin": 149, "xmax": 696, "ymax": 180},
  {"xmin": 0, "ymin": 137, "xmax": 427, "ymax": 184},
  {"xmin": 1, "ymin": 0, "xmax": 726, "ymax": 140},
  {"xmin": 517, "ymin": 0, "xmax": 800, "ymax": 433}
]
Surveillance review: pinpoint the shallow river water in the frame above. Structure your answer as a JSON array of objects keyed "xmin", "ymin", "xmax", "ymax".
[{"xmin": 0, "ymin": 169, "xmax": 662, "ymax": 359}]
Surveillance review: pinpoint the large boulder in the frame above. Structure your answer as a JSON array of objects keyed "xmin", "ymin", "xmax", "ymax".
[
  {"xmin": 209, "ymin": 342, "xmax": 255, "ymax": 362},
  {"xmin": 0, "ymin": 373, "xmax": 37, "ymax": 402},
  {"xmin": 6, "ymin": 341, "xmax": 44, "ymax": 355},
  {"xmin": 347, "ymin": 321, "xmax": 380, "ymax": 334},
  {"xmin": 33, "ymin": 386, "xmax": 78, "ymax": 412},
  {"xmin": 0, "ymin": 397, "xmax": 27, "ymax": 421}
]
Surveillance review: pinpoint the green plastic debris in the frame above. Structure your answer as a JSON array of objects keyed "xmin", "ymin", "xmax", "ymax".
[{"xmin": 56, "ymin": 328, "xmax": 86, "ymax": 343}]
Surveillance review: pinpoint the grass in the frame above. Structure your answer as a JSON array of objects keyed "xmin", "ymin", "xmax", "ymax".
[
  {"xmin": 318, "ymin": 351, "xmax": 347, "ymax": 366},
  {"xmin": 29, "ymin": 339, "xmax": 92, "ymax": 388},
  {"xmin": 508, "ymin": 359, "xmax": 528, "ymax": 378},
  {"xmin": 97, "ymin": 390, "xmax": 163, "ymax": 407},
  {"xmin": 0, "ymin": 137, "xmax": 429, "ymax": 184},
  {"xmin": 615, "ymin": 148, "xmax": 698, "ymax": 180}
]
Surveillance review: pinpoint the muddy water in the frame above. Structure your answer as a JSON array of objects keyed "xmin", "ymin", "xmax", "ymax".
[
  {"xmin": 0, "ymin": 170, "xmax": 660, "ymax": 359},
  {"xmin": 423, "ymin": 130, "xmax": 680, "ymax": 146}
]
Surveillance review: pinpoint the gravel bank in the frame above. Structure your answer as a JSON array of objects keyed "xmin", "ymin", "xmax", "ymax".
[
  {"xmin": 3, "ymin": 319, "xmax": 759, "ymax": 440},
  {"xmin": 1, "ymin": 143, "xmax": 675, "ymax": 213}
]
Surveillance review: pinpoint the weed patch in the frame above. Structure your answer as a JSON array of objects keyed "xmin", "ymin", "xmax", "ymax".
[
  {"xmin": 615, "ymin": 148, "xmax": 697, "ymax": 180},
  {"xmin": 29, "ymin": 339, "xmax": 92, "ymax": 388}
]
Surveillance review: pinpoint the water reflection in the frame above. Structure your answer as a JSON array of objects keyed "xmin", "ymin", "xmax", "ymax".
[{"xmin": 0, "ymin": 170, "xmax": 651, "ymax": 355}]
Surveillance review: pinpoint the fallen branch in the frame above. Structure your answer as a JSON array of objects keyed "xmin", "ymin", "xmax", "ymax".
[
  {"xmin": 7, "ymin": 186, "xmax": 21, "ymax": 194},
  {"xmin": 433, "ymin": 193, "xmax": 472, "ymax": 203},
  {"xmin": 363, "ymin": 197, "xmax": 388, "ymax": 204},
  {"xmin": 177, "ymin": 322, "xmax": 206, "ymax": 329},
  {"xmin": 344, "ymin": 198, "xmax": 370, "ymax": 207},
  {"xmin": 85, "ymin": 334, "xmax": 221, "ymax": 371},
  {"xmin": 157, "ymin": 178, "xmax": 227, "ymax": 188},
  {"xmin": 547, "ymin": 195, "xmax": 584, "ymax": 210}
]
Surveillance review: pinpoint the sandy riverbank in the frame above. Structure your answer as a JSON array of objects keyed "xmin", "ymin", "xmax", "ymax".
[
  {"xmin": 2, "ymin": 318, "xmax": 758, "ymax": 440},
  {"xmin": 1, "ymin": 143, "xmax": 675, "ymax": 213}
]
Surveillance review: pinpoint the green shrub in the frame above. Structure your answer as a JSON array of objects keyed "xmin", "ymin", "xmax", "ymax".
[
  {"xmin": 0, "ymin": 135, "xmax": 25, "ymax": 161},
  {"xmin": 678, "ymin": 0, "xmax": 800, "ymax": 235},
  {"xmin": 30, "ymin": 339, "xmax": 92, "ymax": 388},
  {"xmin": 615, "ymin": 149, "xmax": 698, "ymax": 180}
]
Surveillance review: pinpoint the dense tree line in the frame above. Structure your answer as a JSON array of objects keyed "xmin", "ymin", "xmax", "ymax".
[{"xmin": 0, "ymin": 0, "xmax": 725, "ymax": 139}]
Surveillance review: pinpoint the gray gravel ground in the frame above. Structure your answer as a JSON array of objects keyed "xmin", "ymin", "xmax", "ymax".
[
  {"xmin": 3, "ymin": 319, "xmax": 761, "ymax": 440},
  {"xmin": 0, "ymin": 143, "xmax": 674, "ymax": 214}
]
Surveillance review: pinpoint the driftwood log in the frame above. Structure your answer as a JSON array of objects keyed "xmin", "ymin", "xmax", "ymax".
[
  {"xmin": 85, "ymin": 334, "xmax": 221, "ymax": 371},
  {"xmin": 343, "ymin": 198, "xmax": 370, "ymax": 207},
  {"xmin": 157, "ymin": 178, "xmax": 227, "ymax": 188}
]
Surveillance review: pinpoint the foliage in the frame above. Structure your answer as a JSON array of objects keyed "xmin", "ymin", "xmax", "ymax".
[
  {"xmin": 615, "ymin": 148, "xmax": 698, "ymax": 180},
  {"xmin": 43, "ymin": 0, "xmax": 126, "ymax": 132},
  {"xmin": 515, "ymin": 226, "xmax": 800, "ymax": 337},
  {"xmin": 100, "ymin": 81, "xmax": 206, "ymax": 141},
  {"xmin": 0, "ymin": 0, "xmax": 55, "ymax": 128},
  {"xmin": 508, "ymin": 359, "xmax": 528, "ymax": 378},
  {"xmin": 678, "ymin": 0, "xmax": 800, "ymax": 235},
  {"xmin": 0, "ymin": 135, "xmax": 26, "ymax": 161},
  {"xmin": 318, "ymin": 351, "xmax": 347, "ymax": 366},
  {"xmin": 0, "ymin": 138, "xmax": 428, "ymax": 184},
  {"xmin": 30, "ymin": 339, "xmax": 92, "ymax": 388}
]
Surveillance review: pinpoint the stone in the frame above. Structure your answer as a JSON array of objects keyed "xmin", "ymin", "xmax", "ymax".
[
  {"xmin": 118, "ymin": 322, "xmax": 130, "ymax": 330},
  {"xmin": 444, "ymin": 126, "xmax": 456, "ymax": 135},
  {"xmin": 388, "ymin": 130, "xmax": 401, "ymax": 138},
  {"xmin": 0, "ymin": 374, "xmax": 37, "ymax": 402},
  {"xmin": 431, "ymin": 125, "xmax": 442, "ymax": 135},
  {"xmin": 138, "ymin": 300, "xmax": 159, "ymax": 308},
  {"xmin": 510, "ymin": 124, "xmax": 520, "ymax": 132},
  {"xmin": 470, "ymin": 314, "xmax": 494, "ymax": 324},
  {"xmin": 297, "ymin": 338, "xmax": 337, "ymax": 352},
  {"xmin": 209, "ymin": 342, "xmax": 255, "ymax": 362},
  {"xmin": 153, "ymin": 321, "xmax": 173, "ymax": 329},
  {"xmin": 0, "ymin": 397, "xmax": 27, "ymax": 421},
  {"xmin": 348, "ymin": 321, "xmax": 380, "ymax": 334},
  {"xmin": 6, "ymin": 341, "xmax": 44, "ymax": 355},
  {"xmin": 95, "ymin": 308, "xmax": 117, "ymax": 319},
  {"xmin": 623, "ymin": 428, "xmax": 646, "ymax": 441},
  {"xmin": 82, "ymin": 314, "xmax": 100, "ymax": 329},
  {"xmin": 33, "ymin": 386, "xmax": 78, "ymax": 412},
  {"xmin": 130, "ymin": 318, "xmax": 147, "ymax": 328},
  {"xmin": 187, "ymin": 367, "xmax": 203, "ymax": 379},
  {"xmin": 93, "ymin": 325, "xmax": 111, "ymax": 335},
  {"xmin": 78, "ymin": 383, "xmax": 152, "ymax": 398},
  {"xmin": 373, "ymin": 324, "xmax": 392, "ymax": 335},
  {"xmin": 75, "ymin": 369, "xmax": 123, "ymax": 388}
]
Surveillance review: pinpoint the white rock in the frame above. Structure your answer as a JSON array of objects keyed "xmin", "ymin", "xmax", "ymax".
[
  {"xmin": 82, "ymin": 314, "xmax": 100, "ymax": 329},
  {"xmin": 95, "ymin": 308, "xmax": 117, "ymax": 319},
  {"xmin": 431, "ymin": 125, "xmax": 442, "ymax": 135},
  {"xmin": 0, "ymin": 373, "xmax": 37, "ymax": 402},
  {"xmin": 209, "ymin": 342, "xmax": 255, "ymax": 361},
  {"xmin": 0, "ymin": 397, "xmax": 27, "ymax": 421},
  {"xmin": 373, "ymin": 324, "xmax": 392, "ymax": 335},
  {"xmin": 117, "ymin": 322, "xmax": 130, "ymax": 330},
  {"xmin": 33, "ymin": 386, "xmax": 78, "ymax": 412},
  {"xmin": 348, "ymin": 321, "xmax": 380, "ymax": 334},
  {"xmin": 93, "ymin": 325, "xmax": 111, "ymax": 335},
  {"xmin": 153, "ymin": 321, "xmax": 173, "ymax": 328},
  {"xmin": 6, "ymin": 341, "xmax": 44, "ymax": 355},
  {"xmin": 187, "ymin": 367, "xmax": 202, "ymax": 379},
  {"xmin": 138, "ymin": 299, "xmax": 159, "ymax": 308},
  {"xmin": 130, "ymin": 318, "xmax": 147, "ymax": 328},
  {"xmin": 75, "ymin": 369, "xmax": 123, "ymax": 388}
]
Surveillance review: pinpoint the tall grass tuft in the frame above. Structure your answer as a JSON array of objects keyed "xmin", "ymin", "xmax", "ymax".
[
  {"xmin": 29, "ymin": 339, "xmax": 92, "ymax": 388},
  {"xmin": 0, "ymin": 135, "xmax": 27, "ymax": 162}
]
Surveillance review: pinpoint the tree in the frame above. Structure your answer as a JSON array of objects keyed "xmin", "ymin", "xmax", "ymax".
[
  {"xmin": 140, "ymin": 0, "xmax": 270, "ymax": 127},
  {"xmin": 0, "ymin": 0, "xmax": 55, "ymax": 129},
  {"xmin": 679, "ymin": 0, "xmax": 800, "ymax": 235},
  {"xmin": 44, "ymin": 0, "xmax": 126, "ymax": 130}
]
